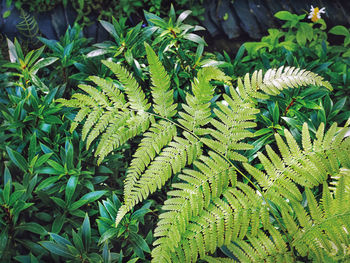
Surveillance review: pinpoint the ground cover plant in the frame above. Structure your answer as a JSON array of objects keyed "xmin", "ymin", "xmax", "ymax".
[{"xmin": 1, "ymin": 4, "xmax": 350, "ymax": 263}]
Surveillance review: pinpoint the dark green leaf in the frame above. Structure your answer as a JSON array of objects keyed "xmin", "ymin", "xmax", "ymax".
[
  {"xmin": 38, "ymin": 37, "xmax": 61, "ymax": 53},
  {"xmin": 40, "ymin": 143, "xmax": 53, "ymax": 154},
  {"xmin": 34, "ymin": 153, "xmax": 53, "ymax": 168},
  {"xmin": 99, "ymin": 228, "xmax": 118, "ymax": 244},
  {"xmin": 130, "ymin": 232, "xmax": 150, "ymax": 259},
  {"xmin": 40, "ymin": 241, "xmax": 74, "ymax": 258},
  {"xmin": 102, "ymin": 241, "xmax": 111, "ymax": 263},
  {"xmin": 80, "ymin": 190, "xmax": 107, "ymax": 203},
  {"xmin": 82, "ymin": 213, "xmax": 91, "ymax": 251},
  {"xmin": 16, "ymin": 222, "xmax": 48, "ymax": 235},
  {"xmin": 6, "ymin": 146, "xmax": 28, "ymax": 172},
  {"xmin": 272, "ymin": 102, "xmax": 279, "ymax": 124},
  {"xmin": 65, "ymin": 176, "xmax": 78, "ymax": 204},
  {"xmin": 47, "ymin": 160, "xmax": 65, "ymax": 173},
  {"xmin": 50, "ymin": 197, "xmax": 66, "ymax": 208},
  {"xmin": 52, "ymin": 214, "xmax": 66, "ymax": 233},
  {"xmin": 28, "ymin": 133, "xmax": 37, "ymax": 162},
  {"xmin": 100, "ymin": 20, "xmax": 119, "ymax": 40},
  {"xmin": 72, "ymin": 230, "xmax": 84, "ymax": 253},
  {"xmin": 50, "ymin": 233, "xmax": 73, "ymax": 246},
  {"xmin": 69, "ymin": 200, "xmax": 88, "ymax": 211}
]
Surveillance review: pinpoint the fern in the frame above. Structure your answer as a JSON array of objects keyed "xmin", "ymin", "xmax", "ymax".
[
  {"xmin": 16, "ymin": 9, "xmax": 40, "ymax": 46},
  {"xmin": 60, "ymin": 43, "xmax": 350, "ymax": 262},
  {"xmin": 145, "ymin": 42, "xmax": 177, "ymax": 118}
]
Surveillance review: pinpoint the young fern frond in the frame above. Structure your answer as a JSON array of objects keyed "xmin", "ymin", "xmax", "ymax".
[
  {"xmin": 145, "ymin": 42, "xmax": 177, "ymax": 118},
  {"xmin": 178, "ymin": 67, "xmax": 231, "ymax": 135},
  {"xmin": 290, "ymin": 176, "xmax": 350, "ymax": 262},
  {"xmin": 201, "ymin": 256, "xmax": 234, "ymax": 263}
]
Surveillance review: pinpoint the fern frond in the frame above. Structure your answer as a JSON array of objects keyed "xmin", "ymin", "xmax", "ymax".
[
  {"xmin": 70, "ymin": 107, "xmax": 91, "ymax": 133},
  {"xmin": 178, "ymin": 67, "xmax": 231, "ymax": 134},
  {"xmin": 102, "ymin": 60, "xmax": 150, "ymax": 111},
  {"xmin": 153, "ymin": 151, "xmax": 233, "ymax": 244},
  {"xmin": 201, "ymin": 85, "xmax": 258, "ymax": 162},
  {"xmin": 291, "ymin": 176, "xmax": 350, "ymax": 262},
  {"xmin": 89, "ymin": 76, "xmax": 126, "ymax": 107},
  {"xmin": 115, "ymin": 135, "xmax": 203, "ymax": 227},
  {"xmin": 261, "ymin": 66, "xmax": 332, "ymax": 95},
  {"xmin": 81, "ymin": 107, "xmax": 104, "ymax": 140},
  {"xmin": 238, "ymin": 66, "xmax": 332, "ymax": 99},
  {"xmin": 225, "ymin": 228, "xmax": 294, "ymax": 263},
  {"xmin": 202, "ymin": 255, "xmax": 234, "ymax": 263},
  {"xmin": 16, "ymin": 9, "xmax": 40, "ymax": 44},
  {"xmin": 85, "ymin": 106, "xmax": 120, "ymax": 149},
  {"xmin": 124, "ymin": 120, "xmax": 177, "ymax": 200},
  {"xmin": 78, "ymin": 84, "xmax": 110, "ymax": 107},
  {"xmin": 60, "ymin": 60, "xmax": 347, "ymax": 262},
  {"xmin": 152, "ymin": 179, "xmax": 265, "ymax": 262},
  {"xmin": 145, "ymin": 42, "xmax": 177, "ymax": 118},
  {"xmin": 95, "ymin": 112, "xmax": 153, "ymax": 164}
]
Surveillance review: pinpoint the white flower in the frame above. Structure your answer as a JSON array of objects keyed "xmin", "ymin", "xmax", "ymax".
[{"xmin": 308, "ymin": 5, "xmax": 326, "ymax": 22}]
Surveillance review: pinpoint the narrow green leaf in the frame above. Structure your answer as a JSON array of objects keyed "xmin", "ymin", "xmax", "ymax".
[
  {"xmin": 80, "ymin": 190, "xmax": 107, "ymax": 202},
  {"xmin": 50, "ymin": 197, "xmax": 66, "ymax": 208},
  {"xmin": 16, "ymin": 222, "xmax": 48, "ymax": 235},
  {"xmin": 176, "ymin": 10, "xmax": 192, "ymax": 25},
  {"xmin": 82, "ymin": 213, "xmax": 91, "ymax": 250},
  {"xmin": 6, "ymin": 146, "xmax": 28, "ymax": 172},
  {"xmin": 65, "ymin": 176, "xmax": 78, "ymax": 204},
  {"xmin": 52, "ymin": 214, "xmax": 66, "ymax": 233},
  {"xmin": 183, "ymin": 33, "xmax": 206, "ymax": 45},
  {"xmin": 100, "ymin": 20, "xmax": 119, "ymax": 40},
  {"xmin": 65, "ymin": 140, "xmax": 74, "ymax": 170},
  {"xmin": 30, "ymin": 57, "xmax": 58, "ymax": 75},
  {"xmin": 40, "ymin": 241, "xmax": 74, "ymax": 258},
  {"xmin": 34, "ymin": 153, "xmax": 53, "ymax": 168},
  {"xmin": 99, "ymin": 228, "xmax": 118, "ymax": 244}
]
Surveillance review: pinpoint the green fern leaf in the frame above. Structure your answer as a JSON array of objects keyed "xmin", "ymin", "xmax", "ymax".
[
  {"xmin": 145, "ymin": 43, "xmax": 177, "ymax": 118},
  {"xmin": 124, "ymin": 120, "xmax": 177, "ymax": 200},
  {"xmin": 102, "ymin": 60, "xmax": 150, "ymax": 111}
]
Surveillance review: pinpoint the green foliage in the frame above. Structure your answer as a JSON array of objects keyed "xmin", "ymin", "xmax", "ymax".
[
  {"xmin": 38, "ymin": 23, "xmax": 91, "ymax": 89},
  {"xmin": 61, "ymin": 40, "xmax": 350, "ymax": 262},
  {"xmin": 15, "ymin": 9, "xmax": 40, "ymax": 48},
  {"xmin": 1, "ymin": 6, "xmax": 350, "ymax": 263},
  {"xmin": 6, "ymin": 0, "xmax": 205, "ymax": 28},
  {"xmin": 1, "ymin": 40, "xmax": 152, "ymax": 261},
  {"xmin": 217, "ymin": 10, "xmax": 350, "ymax": 106},
  {"xmin": 3, "ymin": 38, "xmax": 58, "ymax": 90}
]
